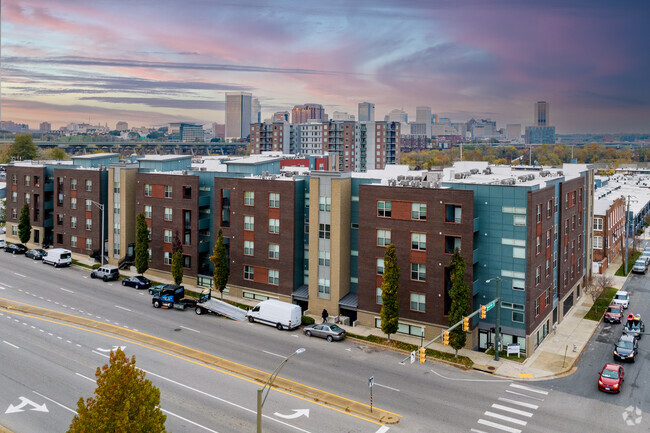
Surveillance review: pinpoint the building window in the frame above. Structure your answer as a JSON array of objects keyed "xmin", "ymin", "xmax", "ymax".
[
  {"xmin": 12, "ymin": 192, "xmax": 17, "ymax": 202},
  {"xmin": 376, "ymin": 287, "xmax": 383, "ymax": 304},
  {"xmin": 12, "ymin": 225, "xmax": 17, "ymax": 236},
  {"xmin": 377, "ymin": 201, "xmax": 391, "ymax": 217},
  {"xmin": 144, "ymin": 184, "xmax": 152, "ymax": 197},
  {"xmin": 244, "ymin": 265, "xmax": 254, "ymax": 280},
  {"xmin": 411, "ymin": 263, "xmax": 426, "ymax": 281},
  {"xmin": 513, "ymin": 247, "xmax": 525, "ymax": 259},
  {"xmin": 593, "ymin": 236, "xmax": 603, "ymax": 249},
  {"xmin": 513, "ymin": 215, "xmax": 526, "ymax": 226},
  {"xmin": 444, "ymin": 236, "xmax": 461, "ymax": 254},
  {"xmin": 114, "ymin": 202, "xmax": 120, "ymax": 215},
  {"xmin": 546, "ymin": 230, "xmax": 551, "ymax": 247},
  {"xmin": 535, "ymin": 299, "xmax": 540, "ymax": 317},
  {"xmin": 164, "ymin": 230, "xmax": 172, "ymax": 243},
  {"xmin": 164, "ymin": 207, "xmax": 173, "ymax": 221},
  {"xmin": 70, "ymin": 197, "xmax": 77, "ymax": 209},
  {"xmin": 536, "ymin": 236, "xmax": 541, "ymax": 254},
  {"xmin": 69, "ymin": 178, "xmax": 77, "ymax": 190},
  {"xmin": 70, "ymin": 216, "xmax": 77, "ymax": 228},
  {"xmin": 593, "ymin": 217, "xmax": 603, "ymax": 231},
  {"xmin": 11, "ymin": 175, "xmax": 16, "ymax": 185},
  {"xmin": 24, "ymin": 175, "xmax": 30, "ymax": 186},
  {"xmin": 83, "ymin": 199, "xmax": 90, "ymax": 211},
  {"xmin": 445, "ymin": 204, "xmax": 462, "ymax": 223},
  {"xmin": 377, "ymin": 258, "xmax": 384, "ymax": 275},
  {"xmin": 512, "ymin": 311, "xmax": 524, "ymax": 323},
  {"xmin": 547, "ymin": 199, "xmax": 552, "ymax": 218},
  {"xmin": 572, "ymin": 215, "xmax": 576, "ymax": 230},
  {"xmin": 164, "ymin": 252, "xmax": 171, "ymax": 265},
  {"xmin": 536, "ymin": 204, "xmax": 542, "ymax": 222},
  {"xmin": 512, "ymin": 280, "xmax": 525, "ymax": 291},
  {"xmin": 545, "ymin": 289, "xmax": 550, "ymax": 306},
  {"xmin": 244, "ymin": 216, "xmax": 254, "ymax": 231},
  {"xmin": 85, "ymin": 180, "xmax": 92, "ymax": 192},
  {"xmin": 411, "ymin": 233, "xmax": 426, "ymax": 251},
  {"xmin": 377, "ymin": 229, "xmax": 391, "ymax": 246},
  {"xmin": 244, "ymin": 191, "xmax": 254, "ymax": 206},
  {"xmin": 318, "ymin": 278, "xmax": 330, "ymax": 296},
  {"xmin": 269, "ymin": 193, "xmax": 280, "ymax": 208},
  {"xmin": 85, "ymin": 218, "xmax": 92, "ymax": 230},
  {"xmin": 553, "ymin": 251, "xmax": 557, "ymax": 269},
  {"xmin": 536, "ymin": 267, "xmax": 541, "ymax": 285},
  {"xmin": 319, "ymin": 196, "xmax": 331, "ymax": 211},
  {"xmin": 164, "ymin": 185, "xmax": 172, "ymax": 198},
  {"xmin": 318, "ymin": 251, "xmax": 330, "ymax": 266},
  {"xmin": 183, "ymin": 186, "xmax": 191, "ymax": 199},
  {"xmin": 546, "ymin": 259, "xmax": 550, "ymax": 276},
  {"xmin": 24, "ymin": 193, "xmax": 31, "ymax": 204},
  {"xmin": 11, "ymin": 209, "xmax": 17, "ymax": 219},
  {"xmin": 144, "ymin": 205, "xmax": 152, "ymax": 218},
  {"xmin": 114, "ymin": 222, "xmax": 120, "ymax": 235},
  {"xmin": 244, "ymin": 240, "xmax": 254, "ymax": 256},
  {"xmin": 113, "ymin": 181, "xmax": 120, "ymax": 193},
  {"xmin": 268, "ymin": 270, "xmax": 279, "ymax": 285},
  {"xmin": 268, "ymin": 244, "xmax": 279, "ymax": 260},
  {"xmin": 86, "ymin": 238, "xmax": 92, "ymax": 250},
  {"xmin": 183, "ymin": 255, "xmax": 191, "ymax": 268},
  {"xmin": 411, "ymin": 203, "xmax": 427, "ymax": 220},
  {"xmin": 410, "ymin": 293, "xmax": 425, "ymax": 312},
  {"xmin": 319, "ymin": 224, "xmax": 330, "ymax": 239},
  {"xmin": 71, "ymin": 236, "xmax": 77, "ymax": 248},
  {"xmin": 269, "ymin": 218, "xmax": 280, "ymax": 234}
]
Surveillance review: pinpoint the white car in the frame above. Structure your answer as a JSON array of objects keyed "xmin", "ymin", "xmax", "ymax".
[
  {"xmin": 632, "ymin": 259, "xmax": 647, "ymax": 274},
  {"xmin": 612, "ymin": 291, "xmax": 630, "ymax": 309},
  {"xmin": 0, "ymin": 239, "xmax": 6, "ymax": 249}
]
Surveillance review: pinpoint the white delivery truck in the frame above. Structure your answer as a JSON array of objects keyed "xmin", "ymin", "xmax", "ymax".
[
  {"xmin": 42, "ymin": 248, "xmax": 72, "ymax": 267},
  {"xmin": 246, "ymin": 299, "xmax": 302, "ymax": 330}
]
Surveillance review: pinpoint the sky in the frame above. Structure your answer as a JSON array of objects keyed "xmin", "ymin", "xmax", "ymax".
[{"xmin": 1, "ymin": 0, "xmax": 649, "ymax": 134}]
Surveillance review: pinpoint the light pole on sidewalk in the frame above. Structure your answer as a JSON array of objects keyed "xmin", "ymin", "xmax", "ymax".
[
  {"xmin": 257, "ymin": 348, "xmax": 305, "ymax": 432},
  {"xmin": 90, "ymin": 200, "xmax": 105, "ymax": 266},
  {"xmin": 486, "ymin": 277, "xmax": 501, "ymax": 361}
]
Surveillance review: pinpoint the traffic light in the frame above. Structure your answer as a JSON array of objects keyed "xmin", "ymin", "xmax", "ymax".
[
  {"xmin": 480, "ymin": 305, "xmax": 487, "ymax": 319},
  {"xmin": 419, "ymin": 347, "xmax": 426, "ymax": 364},
  {"xmin": 463, "ymin": 316, "xmax": 469, "ymax": 332},
  {"xmin": 443, "ymin": 330, "xmax": 450, "ymax": 345}
]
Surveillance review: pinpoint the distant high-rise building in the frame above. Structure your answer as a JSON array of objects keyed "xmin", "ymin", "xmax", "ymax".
[
  {"xmin": 332, "ymin": 111, "xmax": 355, "ymax": 121},
  {"xmin": 226, "ymin": 91, "xmax": 253, "ymax": 139},
  {"xmin": 291, "ymin": 104, "xmax": 327, "ymax": 124},
  {"xmin": 40, "ymin": 122, "xmax": 51, "ymax": 132},
  {"xmin": 168, "ymin": 122, "xmax": 204, "ymax": 142},
  {"xmin": 525, "ymin": 126, "xmax": 555, "ymax": 145},
  {"xmin": 115, "ymin": 121, "xmax": 128, "ymax": 131},
  {"xmin": 358, "ymin": 102, "xmax": 375, "ymax": 122},
  {"xmin": 252, "ymin": 98, "xmax": 261, "ymax": 123},
  {"xmin": 535, "ymin": 101, "xmax": 549, "ymax": 126},
  {"xmin": 272, "ymin": 111, "xmax": 290, "ymax": 122},
  {"xmin": 384, "ymin": 109, "xmax": 408, "ymax": 124},
  {"xmin": 506, "ymin": 124, "xmax": 522, "ymax": 141},
  {"xmin": 416, "ymin": 106, "xmax": 432, "ymax": 137},
  {"xmin": 212, "ymin": 123, "xmax": 225, "ymax": 140}
]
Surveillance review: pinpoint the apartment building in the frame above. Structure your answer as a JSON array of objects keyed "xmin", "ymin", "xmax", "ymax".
[
  {"xmin": 592, "ymin": 196, "xmax": 625, "ymax": 273},
  {"xmin": 5, "ymin": 164, "xmax": 50, "ymax": 246}
]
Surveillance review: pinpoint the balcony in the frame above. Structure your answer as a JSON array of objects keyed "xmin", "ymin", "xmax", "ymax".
[
  {"xmin": 199, "ymin": 218, "xmax": 211, "ymax": 231},
  {"xmin": 473, "ymin": 248, "xmax": 479, "ymax": 264},
  {"xmin": 199, "ymin": 194, "xmax": 211, "ymax": 207},
  {"xmin": 43, "ymin": 183, "xmax": 54, "ymax": 192},
  {"xmin": 474, "ymin": 217, "xmax": 480, "ymax": 232}
]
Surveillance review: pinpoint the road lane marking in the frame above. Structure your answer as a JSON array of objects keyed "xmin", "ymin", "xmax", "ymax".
[
  {"xmin": 470, "ymin": 429, "xmax": 488, "ymax": 433},
  {"xmin": 373, "ymin": 383, "xmax": 400, "ymax": 392},
  {"xmin": 14, "ymin": 273, "xmax": 26, "ymax": 277},
  {"xmin": 180, "ymin": 325, "xmax": 200, "ymax": 333},
  {"xmin": 491, "ymin": 404, "xmax": 532, "ymax": 417},
  {"xmin": 0, "ymin": 282, "xmax": 12, "ymax": 288},
  {"xmin": 32, "ymin": 391, "xmax": 76, "ymax": 414},
  {"xmin": 162, "ymin": 409, "xmax": 220, "ymax": 433},
  {"xmin": 509, "ymin": 383, "xmax": 548, "ymax": 395},
  {"xmin": 484, "ymin": 411, "xmax": 527, "ymax": 426},
  {"xmin": 477, "ymin": 419, "xmax": 521, "ymax": 433},
  {"xmin": 75, "ymin": 372, "xmax": 96, "ymax": 383},
  {"xmin": 375, "ymin": 427, "xmax": 390, "ymax": 433},
  {"xmin": 430, "ymin": 369, "xmax": 512, "ymax": 382},
  {"xmin": 504, "ymin": 390, "xmax": 545, "ymax": 401},
  {"xmin": 3, "ymin": 340, "xmax": 19, "ymax": 349},
  {"xmin": 114, "ymin": 305, "xmax": 132, "ymax": 312},
  {"xmin": 497, "ymin": 397, "xmax": 538, "ymax": 410},
  {"xmin": 60, "ymin": 288, "xmax": 74, "ymax": 293},
  {"xmin": 263, "ymin": 350, "xmax": 286, "ymax": 358}
]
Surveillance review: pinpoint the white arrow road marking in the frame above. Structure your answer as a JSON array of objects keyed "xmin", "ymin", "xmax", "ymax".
[
  {"xmin": 5, "ymin": 397, "xmax": 48, "ymax": 414},
  {"xmin": 95, "ymin": 346, "xmax": 127, "ymax": 353},
  {"xmin": 114, "ymin": 305, "xmax": 131, "ymax": 311},
  {"xmin": 3, "ymin": 340, "xmax": 19, "ymax": 349},
  {"xmin": 60, "ymin": 288, "xmax": 74, "ymax": 293},
  {"xmin": 32, "ymin": 391, "xmax": 75, "ymax": 414},
  {"xmin": 273, "ymin": 409, "xmax": 310, "ymax": 419}
]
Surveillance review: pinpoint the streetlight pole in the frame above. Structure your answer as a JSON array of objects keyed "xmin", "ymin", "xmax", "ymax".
[
  {"xmin": 257, "ymin": 348, "xmax": 305, "ymax": 433},
  {"xmin": 90, "ymin": 201, "xmax": 105, "ymax": 266},
  {"xmin": 486, "ymin": 277, "xmax": 501, "ymax": 361},
  {"xmin": 624, "ymin": 195, "xmax": 631, "ymax": 275}
]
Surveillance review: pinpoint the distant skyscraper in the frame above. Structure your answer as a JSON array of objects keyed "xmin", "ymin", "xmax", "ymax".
[
  {"xmin": 535, "ymin": 101, "xmax": 549, "ymax": 126},
  {"xmin": 115, "ymin": 121, "xmax": 128, "ymax": 131},
  {"xmin": 212, "ymin": 123, "xmax": 225, "ymax": 140},
  {"xmin": 226, "ymin": 91, "xmax": 252, "ymax": 139},
  {"xmin": 252, "ymin": 98, "xmax": 261, "ymax": 123},
  {"xmin": 332, "ymin": 111, "xmax": 355, "ymax": 121},
  {"xmin": 506, "ymin": 124, "xmax": 522, "ymax": 141},
  {"xmin": 358, "ymin": 102, "xmax": 375, "ymax": 122},
  {"xmin": 291, "ymin": 104, "xmax": 327, "ymax": 124},
  {"xmin": 416, "ymin": 106, "xmax": 432, "ymax": 137},
  {"xmin": 40, "ymin": 121, "xmax": 51, "ymax": 132},
  {"xmin": 525, "ymin": 126, "xmax": 555, "ymax": 145},
  {"xmin": 272, "ymin": 111, "xmax": 290, "ymax": 122}
]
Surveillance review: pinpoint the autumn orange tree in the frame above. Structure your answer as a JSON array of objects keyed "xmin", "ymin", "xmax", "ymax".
[{"xmin": 68, "ymin": 348, "xmax": 166, "ymax": 433}]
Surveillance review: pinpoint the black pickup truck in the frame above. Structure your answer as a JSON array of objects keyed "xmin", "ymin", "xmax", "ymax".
[{"xmin": 151, "ymin": 285, "xmax": 197, "ymax": 310}]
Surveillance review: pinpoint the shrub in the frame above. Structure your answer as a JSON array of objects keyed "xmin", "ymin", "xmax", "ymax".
[{"xmin": 301, "ymin": 315, "xmax": 315, "ymax": 325}]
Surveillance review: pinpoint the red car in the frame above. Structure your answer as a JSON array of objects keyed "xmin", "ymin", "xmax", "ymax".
[
  {"xmin": 604, "ymin": 304, "xmax": 623, "ymax": 324},
  {"xmin": 598, "ymin": 363, "xmax": 624, "ymax": 393}
]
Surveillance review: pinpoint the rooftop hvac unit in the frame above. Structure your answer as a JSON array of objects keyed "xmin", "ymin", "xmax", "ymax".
[
  {"xmin": 470, "ymin": 168, "xmax": 479, "ymax": 174},
  {"xmin": 421, "ymin": 181, "xmax": 430, "ymax": 188},
  {"xmin": 200, "ymin": 167, "xmax": 207, "ymax": 171},
  {"xmin": 557, "ymin": 171, "xmax": 564, "ymax": 176},
  {"xmin": 455, "ymin": 173, "xmax": 462, "ymax": 179},
  {"xmin": 388, "ymin": 179, "xmax": 397, "ymax": 186},
  {"xmin": 262, "ymin": 171, "xmax": 269, "ymax": 177},
  {"xmin": 397, "ymin": 175, "xmax": 405, "ymax": 181}
]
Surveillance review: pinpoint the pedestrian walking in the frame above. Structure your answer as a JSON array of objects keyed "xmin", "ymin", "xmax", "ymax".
[{"xmin": 322, "ymin": 308, "xmax": 329, "ymax": 323}]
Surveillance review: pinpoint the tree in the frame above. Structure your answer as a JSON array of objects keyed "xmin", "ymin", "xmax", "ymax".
[
  {"xmin": 9, "ymin": 134, "xmax": 39, "ymax": 161},
  {"xmin": 380, "ymin": 244, "xmax": 399, "ymax": 343},
  {"xmin": 45, "ymin": 147, "xmax": 68, "ymax": 160},
  {"xmin": 170, "ymin": 231, "xmax": 183, "ymax": 285},
  {"xmin": 210, "ymin": 229, "xmax": 229, "ymax": 300},
  {"xmin": 67, "ymin": 348, "xmax": 166, "ymax": 433},
  {"xmin": 134, "ymin": 213, "xmax": 149, "ymax": 275},
  {"xmin": 448, "ymin": 248, "xmax": 469, "ymax": 358},
  {"xmin": 18, "ymin": 204, "xmax": 32, "ymax": 244}
]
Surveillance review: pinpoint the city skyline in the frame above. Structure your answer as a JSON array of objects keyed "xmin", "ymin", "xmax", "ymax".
[{"xmin": 1, "ymin": 0, "xmax": 649, "ymax": 133}]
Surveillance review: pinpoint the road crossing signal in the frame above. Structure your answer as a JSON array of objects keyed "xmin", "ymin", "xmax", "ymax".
[
  {"xmin": 419, "ymin": 347, "xmax": 426, "ymax": 364},
  {"xmin": 443, "ymin": 330, "xmax": 450, "ymax": 345},
  {"xmin": 480, "ymin": 305, "xmax": 487, "ymax": 319},
  {"xmin": 463, "ymin": 317, "xmax": 469, "ymax": 331}
]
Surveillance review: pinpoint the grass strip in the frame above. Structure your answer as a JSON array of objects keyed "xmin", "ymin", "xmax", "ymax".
[
  {"xmin": 584, "ymin": 286, "xmax": 618, "ymax": 321},
  {"xmin": 615, "ymin": 251, "xmax": 642, "ymax": 276}
]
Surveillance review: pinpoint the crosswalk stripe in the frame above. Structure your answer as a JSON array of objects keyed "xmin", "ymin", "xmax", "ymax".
[
  {"xmin": 498, "ymin": 397, "xmax": 539, "ymax": 410},
  {"xmin": 470, "ymin": 429, "xmax": 489, "ymax": 433},
  {"xmin": 509, "ymin": 383, "xmax": 549, "ymax": 395},
  {"xmin": 484, "ymin": 411, "xmax": 528, "ymax": 426},
  {"xmin": 505, "ymin": 389, "xmax": 545, "ymax": 401},
  {"xmin": 477, "ymin": 419, "xmax": 522, "ymax": 433},
  {"xmin": 491, "ymin": 404, "xmax": 533, "ymax": 417}
]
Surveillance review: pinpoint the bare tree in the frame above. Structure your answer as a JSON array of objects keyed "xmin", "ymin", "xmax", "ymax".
[
  {"xmin": 595, "ymin": 274, "xmax": 613, "ymax": 293},
  {"xmin": 584, "ymin": 274, "xmax": 600, "ymax": 303}
]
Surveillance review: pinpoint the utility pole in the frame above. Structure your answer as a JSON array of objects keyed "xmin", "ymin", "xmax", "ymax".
[{"xmin": 625, "ymin": 195, "xmax": 630, "ymax": 275}]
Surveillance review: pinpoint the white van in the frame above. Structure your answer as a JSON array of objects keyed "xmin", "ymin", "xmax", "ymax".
[
  {"xmin": 246, "ymin": 300, "xmax": 302, "ymax": 330},
  {"xmin": 42, "ymin": 248, "xmax": 72, "ymax": 267}
]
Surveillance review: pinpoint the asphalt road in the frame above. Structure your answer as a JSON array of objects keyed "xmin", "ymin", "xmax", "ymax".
[{"xmin": 0, "ymin": 252, "xmax": 646, "ymax": 432}]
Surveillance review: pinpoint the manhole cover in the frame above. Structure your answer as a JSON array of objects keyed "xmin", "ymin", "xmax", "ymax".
[
  {"xmin": 487, "ymin": 366, "xmax": 496, "ymax": 371},
  {"xmin": 174, "ymin": 328, "xmax": 181, "ymax": 331}
]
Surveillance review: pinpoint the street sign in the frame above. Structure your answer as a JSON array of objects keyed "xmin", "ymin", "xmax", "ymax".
[
  {"xmin": 368, "ymin": 376, "xmax": 374, "ymax": 388},
  {"xmin": 486, "ymin": 301, "xmax": 496, "ymax": 312}
]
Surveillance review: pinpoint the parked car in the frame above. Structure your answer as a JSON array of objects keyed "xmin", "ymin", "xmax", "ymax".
[
  {"xmin": 25, "ymin": 249, "xmax": 48, "ymax": 260},
  {"xmin": 42, "ymin": 248, "xmax": 71, "ymax": 267},
  {"xmin": 631, "ymin": 259, "xmax": 647, "ymax": 274},
  {"xmin": 612, "ymin": 291, "xmax": 629, "ymax": 309},
  {"xmin": 246, "ymin": 299, "xmax": 302, "ymax": 330},
  {"xmin": 148, "ymin": 284, "xmax": 166, "ymax": 296},
  {"xmin": 0, "ymin": 239, "xmax": 6, "ymax": 249},
  {"xmin": 613, "ymin": 334, "xmax": 638, "ymax": 363},
  {"xmin": 604, "ymin": 304, "xmax": 624, "ymax": 324},
  {"xmin": 4, "ymin": 243, "xmax": 27, "ymax": 254},
  {"xmin": 90, "ymin": 265, "xmax": 120, "ymax": 282},
  {"xmin": 122, "ymin": 275, "xmax": 151, "ymax": 290},
  {"xmin": 304, "ymin": 323, "xmax": 346, "ymax": 342},
  {"xmin": 639, "ymin": 252, "xmax": 650, "ymax": 266},
  {"xmin": 598, "ymin": 363, "xmax": 624, "ymax": 393},
  {"xmin": 623, "ymin": 313, "xmax": 645, "ymax": 339}
]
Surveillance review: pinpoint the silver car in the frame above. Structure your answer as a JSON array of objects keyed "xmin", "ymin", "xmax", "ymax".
[{"xmin": 304, "ymin": 323, "xmax": 346, "ymax": 342}]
